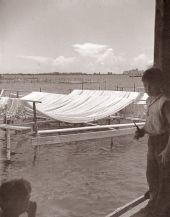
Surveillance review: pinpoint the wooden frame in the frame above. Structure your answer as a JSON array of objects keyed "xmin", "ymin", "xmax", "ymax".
[
  {"xmin": 0, "ymin": 124, "xmax": 32, "ymax": 161},
  {"xmin": 32, "ymin": 126, "xmax": 144, "ymax": 146},
  {"xmin": 37, "ymin": 122, "xmax": 145, "ymax": 135}
]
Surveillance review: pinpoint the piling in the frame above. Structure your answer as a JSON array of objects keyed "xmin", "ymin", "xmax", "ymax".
[
  {"xmin": 33, "ymin": 102, "xmax": 39, "ymax": 162},
  {"xmin": 6, "ymin": 129, "xmax": 11, "ymax": 161}
]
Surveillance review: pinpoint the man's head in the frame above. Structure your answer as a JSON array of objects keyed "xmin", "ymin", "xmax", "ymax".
[
  {"xmin": 142, "ymin": 67, "xmax": 165, "ymax": 97},
  {"xmin": 0, "ymin": 179, "xmax": 31, "ymax": 217}
]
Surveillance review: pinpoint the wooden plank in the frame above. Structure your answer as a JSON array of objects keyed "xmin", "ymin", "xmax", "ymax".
[
  {"xmin": 125, "ymin": 117, "xmax": 146, "ymax": 121},
  {"xmin": 33, "ymin": 102, "xmax": 38, "ymax": 133},
  {"xmin": 32, "ymin": 127, "xmax": 136, "ymax": 146},
  {"xmin": 0, "ymin": 124, "xmax": 32, "ymax": 131},
  {"xmin": 0, "ymin": 89, "xmax": 5, "ymax": 96},
  {"xmin": 38, "ymin": 122, "xmax": 145, "ymax": 134},
  {"xmin": 121, "ymin": 200, "xmax": 148, "ymax": 217},
  {"xmin": 105, "ymin": 195, "xmax": 147, "ymax": 217},
  {"xmin": 109, "ymin": 115, "xmax": 124, "ymax": 119},
  {"xmin": 6, "ymin": 129, "xmax": 11, "ymax": 161}
]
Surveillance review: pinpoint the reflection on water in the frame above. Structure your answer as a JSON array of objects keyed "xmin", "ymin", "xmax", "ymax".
[
  {"xmin": 0, "ymin": 138, "xmax": 12, "ymax": 182},
  {"xmin": 0, "ymin": 133, "xmax": 147, "ymax": 217}
]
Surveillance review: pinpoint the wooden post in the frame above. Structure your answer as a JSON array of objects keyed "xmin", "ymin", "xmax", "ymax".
[
  {"xmin": 3, "ymin": 104, "xmax": 7, "ymax": 124},
  {"xmin": 6, "ymin": 129, "xmax": 11, "ymax": 161},
  {"xmin": 110, "ymin": 137, "xmax": 113, "ymax": 151},
  {"xmin": 16, "ymin": 91, "xmax": 19, "ymax": 98},
  {"xmin": 154, "ymin": 0, "xmax": 170, "ymax": 90},
  {"xmin": 108, "ymin": 117, "xmax": 111, "ymax": 125},
  {"xmin": 81, "ymin": 79, "xmax": 84, "ymax": 90},
  {"xmin": 33, "ymin": 102, "xmax": 38, "ymax": 162},
  {"xmin": 105, "ymin": 195, "xmax": 147, "ymax": 217},
  {"xmin": 4, "ymin": 104, "xmax": 7, "ymax": 147},
  {"xmin": 134, "ymin": 83, "xmax": 136, "ymax": 92},
  {"xmin": 33, "ymin": 102, "xmax": 38, "ymax": 134}
]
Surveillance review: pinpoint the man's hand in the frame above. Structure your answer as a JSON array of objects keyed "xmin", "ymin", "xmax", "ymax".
[
  {"xmin": 159, "ymin": 148, "xmax": 170, "ymax": 165},
  {"xmin": 134, "ymin": 128, "xmax": 145, "ymax": 140}
]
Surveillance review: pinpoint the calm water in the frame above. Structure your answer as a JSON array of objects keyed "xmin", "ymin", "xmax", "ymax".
[{"xmin": 0, "ymin": 132, "xmax": 148, "ymax": 217}]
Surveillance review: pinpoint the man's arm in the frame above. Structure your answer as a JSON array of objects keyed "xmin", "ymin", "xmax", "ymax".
[{"xmin": 159, "ymin": 101, "xmax": 170, "ymax": 164}]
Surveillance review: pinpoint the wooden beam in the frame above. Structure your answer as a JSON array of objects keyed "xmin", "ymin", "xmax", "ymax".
[
  {"xmin": 109, "ymin": 115, "xmax": 123, "ymax": 119},
  {"xmin": 125, "ymin": 117, "xmax": 146, "ymax": 121},
  {"xmin": 105, "ymin": 195, "xmax": 147, "ymax": 217},
  {"xmin": 33, "ymin": 102, "xmax": 38, "ymax": 133},
  {"xmin": 6, "ymin": 129, "xmax": 11, "ymax": 161},
  {"xmin": 0, "ymin": 124, "xmax": 31, "ymax": 131},
  {"xmin": 32, "ymin": 127, "xmax": 136, "ymax": 146},
  {"xmin": 38, "ymin": 122, "xmax": 145, "ymax": 135},
  {"xmin": 154, "ymin": 0, "xmax": 170, "ymax": 82},
  {"xmin": 0, "ymin": 89, "xmax": 5, "ymax": 96}
]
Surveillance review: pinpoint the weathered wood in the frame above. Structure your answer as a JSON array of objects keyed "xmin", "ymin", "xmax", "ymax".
[
  {"xmin": 105, "ymin": 196, "xmax": 147, "ymax": 217},
  {"xmin": 154, "ymin": 0, "xmax": 170, "ymax": 84},
  {"xmin": 0, "ymin": 89, "xmax": 5, "ymax": 96},
  {"xmin": 38, "ymin": 122, "xmax": 145, "ymax": 135},
  {"xmin": 0, "ymin": 124, "xmax": 31, "ymax": 131},
  {"xmin": 109, "ymin": 115, "xmax": 123, "ymax": 119},
  {"xmin": 154, "ymin": 0, "xmax": 164, "ymax": 69},
  {"xmin": 6, "ymin": 129, "xmax": 11, "ymax": 161},
  {"xmin": 1, "ymin": 124, "xmax": 32, "ymax": 161},
  {"xmin": 125, "ymin": 117, "xmax": 146, "ymax": 121},
  {"xmin": 86, "ymin": 122, "xmax": 99, "ymax": 126},
  {"xmin": 32, "ymin": 101, "xmax": 39, "ymax": 161},
  {"xmin": 32, "ymin": 127, "xmax": 136, "ymax": 146},
  {"xmin": 33, "ymin": 102, "xmax": 38, "ymax": 133}
]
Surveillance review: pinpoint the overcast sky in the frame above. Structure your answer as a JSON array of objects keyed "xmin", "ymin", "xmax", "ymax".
[{"xmin": 0, "ymin": 0, "xmax": 155, "ymax": 74}]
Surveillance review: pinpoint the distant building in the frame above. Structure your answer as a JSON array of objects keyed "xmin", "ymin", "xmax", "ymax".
[{"xmin": 123, "ymin": 69, "xmax": 144, "ymax": 76}]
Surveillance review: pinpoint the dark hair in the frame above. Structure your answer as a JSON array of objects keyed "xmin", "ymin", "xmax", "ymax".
[
  {"xmin": 142, "ymin": 67, "xmax": 165, "ymax": 84},
  {"xmin": 0, "ymin": 179, "xmax": 31, "ymax": 205},
  {"xmin": 0, "ymin": 179, "xmax": 37, "ymax": 217},
  {"xmin": 142, "ymin": 67, "xmax": 170, "ymax": 96}
]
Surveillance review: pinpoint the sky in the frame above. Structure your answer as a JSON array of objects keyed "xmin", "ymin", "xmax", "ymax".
[{"xmin": 0, "ymin": 0, "xmax": 155, "ymax": 74}]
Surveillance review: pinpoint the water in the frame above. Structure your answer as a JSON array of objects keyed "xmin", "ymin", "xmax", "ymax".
[{"xmin": 0, "ymin": 133, "xmax": 148, "ymax": 217}]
